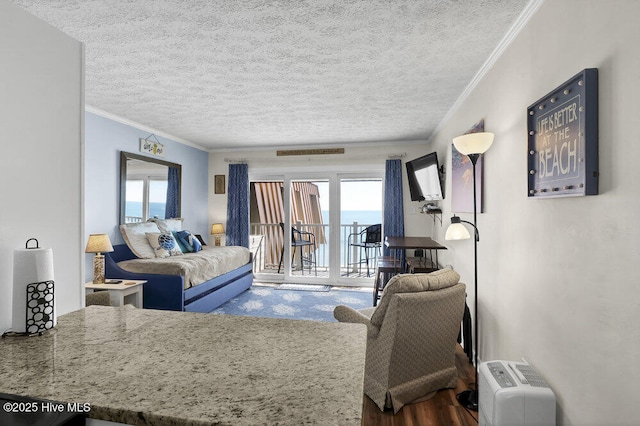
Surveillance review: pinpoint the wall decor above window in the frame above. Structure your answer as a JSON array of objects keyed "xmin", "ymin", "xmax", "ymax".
[{"xmin": 527, "ymin": 68, "xmax": 598, "ymax": 198}]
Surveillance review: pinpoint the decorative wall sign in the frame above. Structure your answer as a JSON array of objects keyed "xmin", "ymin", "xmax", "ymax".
[
  {"xmin": 452, "ymin": 120, "xmax": 485, "ymax": 213},
  {"xmin": 139, "ymin": 134, "xmax": 165, "ymax": 157},
  {"xmin": 214, "ymin": 175, "xmax": 225, "ymax": 194},
  {"xmin": 527, "ymin": 69, "xmax": 598, "ymax": 198}
]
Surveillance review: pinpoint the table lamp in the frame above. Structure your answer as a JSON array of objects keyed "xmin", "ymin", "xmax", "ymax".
[
  {"xmin": 210, "ymin": 223, "xmax": 225, "ymax": 246},
  {"xmin": 85, "ymin": 234, "xmax": 114, "ymax": 284}
]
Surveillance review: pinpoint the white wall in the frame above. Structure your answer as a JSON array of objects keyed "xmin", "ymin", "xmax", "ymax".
[
  {"xmin": 429, "ymin": 1, "xmax": 640, "ymax": 424},
  {"xmin": 208, "ymin": 142, "xmax": 443, "ymax": 239},
  {"xmin": 0, "ymin": 1, "xmax": 84, "ymax": 333}
]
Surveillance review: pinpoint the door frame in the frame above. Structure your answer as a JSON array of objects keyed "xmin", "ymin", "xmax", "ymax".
[{"xmin": 250, "ymin": 168, "xmax": 384, "ymax": 286}]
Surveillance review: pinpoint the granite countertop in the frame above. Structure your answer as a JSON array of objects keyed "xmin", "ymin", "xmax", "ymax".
[{"xmin": 0, "ymin": 306, "xmax": 366, "ymax": 425}]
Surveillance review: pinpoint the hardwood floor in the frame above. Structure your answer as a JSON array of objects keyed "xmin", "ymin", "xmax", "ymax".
[{"xmin": 361, "ymin": 346, "xmax": 479, "ymax": 426}]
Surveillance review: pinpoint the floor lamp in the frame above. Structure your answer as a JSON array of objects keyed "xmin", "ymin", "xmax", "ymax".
[{"xmin": 445, "ymin": 131, "xmax": 494, "ymax": 412}]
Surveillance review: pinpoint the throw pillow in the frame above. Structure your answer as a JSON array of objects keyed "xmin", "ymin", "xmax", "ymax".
[
  {"xmin": 148, "ymin": 218, "xmax": 184, "ymax": 233},
  {"xmin": 176, "ymin": 230, "xmax": 203, "ymax": 253},
  {"xmin": 194, "ymin": 234, "xmax": 207, "ymax": 246},
  {"xmin": 119, "ymin": 222, "xmax": 162, "ymax": 259},
  {"xmin": 146, "ymin": 232, "xmax": 183, "ymax": 258},
  {"xmin": 171, "ymin": 231, "xmax": 189, "ymax": 253}
]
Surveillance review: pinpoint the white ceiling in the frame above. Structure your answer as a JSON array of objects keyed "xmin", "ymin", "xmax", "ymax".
[{"xmin": 12, "ymin": 0, "xmax": 532, "ymax": 150}]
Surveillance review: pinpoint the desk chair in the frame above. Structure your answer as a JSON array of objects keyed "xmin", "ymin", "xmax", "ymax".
[
  {"xmin": 277, "ymin": 223, "xmax": 317, "ymax": 275},
  {"xmin": 373, "ymin": 256, "xmax": 400, "ymax": 306}
]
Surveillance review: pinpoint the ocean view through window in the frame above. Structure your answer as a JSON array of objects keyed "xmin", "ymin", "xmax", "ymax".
[{"xmin": 249, "ymin": 175, "xmax": 383, "ymax": 282}]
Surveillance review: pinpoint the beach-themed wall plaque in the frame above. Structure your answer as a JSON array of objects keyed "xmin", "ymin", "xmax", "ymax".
[
  {"xmin": 139, "ymin": 134, "xmax": 165, "ymax": 157},
  {"xmin": 527, "ymin": 68, "xmax": 598, "ymax": 198}
]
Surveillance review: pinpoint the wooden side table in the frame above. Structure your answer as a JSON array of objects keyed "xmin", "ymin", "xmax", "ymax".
[{"xmin": 85, "ymin": 280, "xmax": 146, "ymax": 308}]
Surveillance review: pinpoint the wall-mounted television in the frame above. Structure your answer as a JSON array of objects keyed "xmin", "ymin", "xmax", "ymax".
[{"xmin": 405, "ymin": 152, "xmax": 443, "ymax": 201}]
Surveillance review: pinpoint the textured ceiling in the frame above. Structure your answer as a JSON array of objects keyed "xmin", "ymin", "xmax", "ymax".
[{"xmin": 12, "ymin": 0, "xmax": 530, "ymax": 150}]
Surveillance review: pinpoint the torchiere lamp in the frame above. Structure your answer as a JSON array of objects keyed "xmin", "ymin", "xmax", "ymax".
[
  {"xmin": 85, "ymin": 234, "xmax": 114, "ymax": 284},
  {"xmin": 445, "ymin": 131, "xmax": 494, "ymax": 412},
  {"xmin": 210, "ymin": 223, "xmax": 225, "ymax": 246}
]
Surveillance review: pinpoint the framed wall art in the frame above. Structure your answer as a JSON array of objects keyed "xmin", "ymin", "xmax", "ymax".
[
  {"xmin": 527, "ymin": 68, "xmax": 598, "ymax": 198},
  {"xmin": 214, "ymin": 175, "xmax": 225, "ymax": 194}
]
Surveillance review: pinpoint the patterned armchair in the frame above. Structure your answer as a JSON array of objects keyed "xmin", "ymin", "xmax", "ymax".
[{"xmin": 334, "ymin": 268, "xmax": 466, "ymax": 412}]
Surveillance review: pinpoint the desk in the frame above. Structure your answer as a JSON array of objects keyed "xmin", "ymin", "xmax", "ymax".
[
  {"xmin": 372, "ymin": 237, "xmax": 448, "ymax": 306},
  {"xmin": 384, "ymin": 236, "xmax": 447, "ymax": 272}
]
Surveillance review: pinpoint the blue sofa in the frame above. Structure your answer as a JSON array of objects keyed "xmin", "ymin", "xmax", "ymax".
[{"xmin": 105, "ymin": 244, "xmax": 253, "ymax": 312}]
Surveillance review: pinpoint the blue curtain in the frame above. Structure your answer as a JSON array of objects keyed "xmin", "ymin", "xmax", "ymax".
[
  {"xmin": 165, "ymin": 166, "xmax": 180, "ymax": 219},
  {"xmin": 226, "ymin": 163, "xmax": 249, "ymax": 247},
  {"xmin": 383, "ymin": 159, "xmax": 405, "ymax": 259}
]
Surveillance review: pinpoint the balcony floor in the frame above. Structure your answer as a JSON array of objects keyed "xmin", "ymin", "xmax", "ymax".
[{"xmin": 255, "ymin": 265, "xmax": 378, "ymax": 281}]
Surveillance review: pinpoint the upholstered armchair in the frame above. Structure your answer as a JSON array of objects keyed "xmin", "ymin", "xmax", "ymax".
[{"xmin": 334, "ymin": 267, "xmax": 466, "ymax": 413}]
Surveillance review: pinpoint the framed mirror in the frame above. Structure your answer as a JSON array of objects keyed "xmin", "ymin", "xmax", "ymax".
[{"xmin": 120, "ymin": 151, "xmax": 182, "ymax": 224}]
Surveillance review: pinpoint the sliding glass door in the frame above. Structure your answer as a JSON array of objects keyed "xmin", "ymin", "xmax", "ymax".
[
  {"xmin": 340, "ymin": 179, "xmax": 383, "ymax": 280},
  {"xmin": 250, "ymin": 172, "xmax": 383, "ymax": 286}
]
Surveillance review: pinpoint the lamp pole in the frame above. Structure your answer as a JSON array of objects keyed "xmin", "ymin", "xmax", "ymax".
[
  {"xmin": 457, "ymin": 153, "xmax": 480, "ymax": 411},
  {"xmin": 448, "ymin": 130, "xmax": 493, "ymax": 412}
]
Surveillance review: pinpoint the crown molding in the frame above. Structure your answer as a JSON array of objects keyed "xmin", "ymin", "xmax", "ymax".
[
  {"xmin": 428, "ymin": 0, "xmax": 545, "ymax": 143},
  {"xmin": 85, "ymin": 105, "xmax": 208, "ymax": 152}
]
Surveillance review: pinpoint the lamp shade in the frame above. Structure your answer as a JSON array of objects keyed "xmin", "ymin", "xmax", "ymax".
[
  {"xmin": 445, "ymin": 217, "xmax": 471, "ymax": 240},
  {"xmin": 210, "ymin": 223, "xmax": 225, "ymax": 235},
  {"xmin": 85, "ymin": 234, "xmax": 114, "ymax": 253},
  {"xmin": 452, "ymin": 132, "xmax": 494, "ymax": 155}
]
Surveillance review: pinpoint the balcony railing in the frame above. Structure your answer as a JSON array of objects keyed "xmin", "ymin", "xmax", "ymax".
[
  {"xmin": 250, "ymin": 222, "xmax": 378, "ymax": 275},
  {"xmin": 125, "ymin": 218, "xmax": 377, "ymax": 276}
]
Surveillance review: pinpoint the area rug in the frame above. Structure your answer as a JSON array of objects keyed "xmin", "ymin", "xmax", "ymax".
[
  {"xmin": 276, "ymin": 284, "xmax": 331, "ymax": 292},
  {"xmin": 210, "ymin": 285, "xmax": 372, "ymax": 322}
]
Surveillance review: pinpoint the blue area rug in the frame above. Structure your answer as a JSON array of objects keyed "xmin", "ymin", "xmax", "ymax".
[{"xmin": 210, "ymin": 285, "xmax": 372, "ymax": 322}]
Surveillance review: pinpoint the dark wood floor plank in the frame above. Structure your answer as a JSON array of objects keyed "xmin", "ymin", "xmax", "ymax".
[{"xmin": 362, "ymin": 345, "xmax": 478, "ymax": 426}]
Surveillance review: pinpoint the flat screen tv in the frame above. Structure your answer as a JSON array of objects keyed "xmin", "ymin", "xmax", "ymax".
[{"xmin": 406, "ymin": 152, "xmax": 443, "ymax": 201}]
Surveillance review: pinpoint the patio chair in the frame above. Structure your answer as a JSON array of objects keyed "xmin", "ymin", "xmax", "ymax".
[
  {"xmin": 277, "ymin": 223, "xmax": 317, "ymax": 275},
  {"xmin": 347, "ymin": 224, "xmax": 382, "ymax": 277}
]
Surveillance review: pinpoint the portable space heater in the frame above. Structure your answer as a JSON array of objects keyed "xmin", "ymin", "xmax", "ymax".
[{"xmin": 479, "ymin": 360, "xmax": 556, "ymax": 426}]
